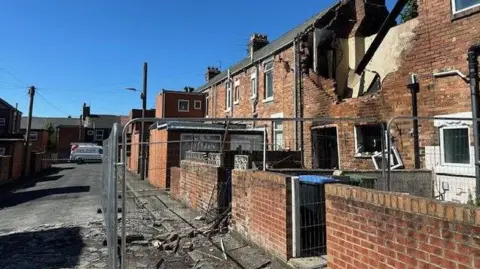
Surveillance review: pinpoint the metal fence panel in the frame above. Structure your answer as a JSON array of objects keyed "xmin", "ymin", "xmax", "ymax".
[{"xmin": 101, "ymin": 123, "xmax": 119, "ymax": 269}]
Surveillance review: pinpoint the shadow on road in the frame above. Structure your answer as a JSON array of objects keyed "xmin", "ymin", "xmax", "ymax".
[
  {"xmin": 0, "ymin": 186, "xmax": 91, "ymax": 208},
  {"xmin": 0, "ymin": 226, "xmax": 85, "ymax": 269},
  {"xmin": 36, "ymin": 175, "xmax": 64, "ymax": 183}
]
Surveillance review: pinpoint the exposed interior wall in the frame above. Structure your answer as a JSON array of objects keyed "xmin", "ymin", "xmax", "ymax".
[
  {"xmin": 128, "ymin": 132, "xmax": 140, "ymax": 173},
  {"xmin": 148, "ymin": 129, "xmax": 169, "ymax": 188},
  {"xmin": 325, "ymin": 184, "xmax": 480, "ymax": 269},
  {"xmin": 231, "ymin": 170, "xmax": 292, "ymax": 261}
]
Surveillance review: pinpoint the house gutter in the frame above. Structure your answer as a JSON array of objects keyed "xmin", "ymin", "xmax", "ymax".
[
  {"xmin": 293, "ymin": 40, "xmax": 298, "ymax": 150},
  {"xmin": 468, "ymin": 43, "xmax": 480, "ymax": 199}
]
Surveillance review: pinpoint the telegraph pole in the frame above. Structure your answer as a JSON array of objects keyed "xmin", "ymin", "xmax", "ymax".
[
  {"xmin": 12, "ymin": 103, "xmax": 18, "ymax": 133},
  {"xmin": 23, "ymin": 86, "xmax": 35, "ymax": 177},
  {"xmin": 140, "ymin": 62, "xmax": 148, "ymax": 180}
]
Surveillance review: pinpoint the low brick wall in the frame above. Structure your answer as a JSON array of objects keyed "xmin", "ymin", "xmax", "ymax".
[
  {"xmin": 170, "ymin": 167, "xmax": 181, "ymax": 200},
  {"xmin": 170, "ymin": 160, "xmax": 226, "ymax": 213},
  {"xmin": 325, "ymin": 184, "xmax": 480, "ymax": 268},
  {"xmin": 231, "ymin": 170, "xmax": 292, "ymax": 261},
  {"xmin": 0, "ymin": 156, "xmax": 12, "ymax": 186}
]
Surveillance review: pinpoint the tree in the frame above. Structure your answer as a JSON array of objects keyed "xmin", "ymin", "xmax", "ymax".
[
  {"xmin": 400, "ymin": 0, "xmax": 419, "ymax": 23},
  {"xmin": 44, "ymin": 121, "xmax": 56, "ymax": 153}
]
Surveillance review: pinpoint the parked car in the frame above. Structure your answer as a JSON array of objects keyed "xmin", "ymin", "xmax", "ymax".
[{"xmin": 69, "ymin": 143, "xmax": 103, "ymax": 164}]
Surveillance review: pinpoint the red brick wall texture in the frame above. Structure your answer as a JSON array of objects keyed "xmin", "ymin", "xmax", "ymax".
[
  {"xmin": 231, "ymin": 170, "xmax": 292, "ymax": 261},
  {"xmin": 202, "ymin": 0, "xmax": 480, "ymax": 170},
  {"xmin": 326, "ymin": 184, "xmax": 480, "ymax": 269},
  {"xmin": 169, "ymin": 160, "xmax": 225, "ymax": 212}
]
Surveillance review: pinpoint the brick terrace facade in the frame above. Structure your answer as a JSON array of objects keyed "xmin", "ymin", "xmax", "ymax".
[{"xmin": 195, "ymin": 0, "xmax": 480, "ymax": 171}]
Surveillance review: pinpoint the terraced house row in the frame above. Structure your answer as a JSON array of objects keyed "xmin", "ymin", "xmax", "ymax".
[{"xmin": 142, "ymin": 0, "xmax": 480, "ymax": 203}]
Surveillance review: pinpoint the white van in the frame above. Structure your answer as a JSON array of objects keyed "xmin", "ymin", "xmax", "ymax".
[{"xmin": 69, "ymin": 143, "xmax": 103, "ymax": 164}]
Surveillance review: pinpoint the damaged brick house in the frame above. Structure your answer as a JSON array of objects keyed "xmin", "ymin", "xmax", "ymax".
[
  {"xmin": 195, "ymin": 0, "xmax": 389, "ymax": 167},
  {"xmin": 195, "ymin": 0, "xmax": 480, "ymax": 202},
  {"xmin": 0, "ymin": 98, "xmax": 24, "ymax": 184}
]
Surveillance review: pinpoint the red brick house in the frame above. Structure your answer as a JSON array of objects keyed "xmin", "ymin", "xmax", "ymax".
[
  {"xmin": 0, "ymin": 98, "xmax": 24, "ymax": 184},
  {"xmin": 194, "ymin": 0, "xmax": 480, "ymax": 202}
]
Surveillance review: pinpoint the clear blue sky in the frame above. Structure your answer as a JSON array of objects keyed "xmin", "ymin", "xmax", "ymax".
[{"xmin": 0, "ymin": 0, "xmax": 396, "ymax": 117}]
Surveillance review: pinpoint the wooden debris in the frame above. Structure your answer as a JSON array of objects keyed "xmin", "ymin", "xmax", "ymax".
[
  {"xmin": 220, "ymin": 239, "xmax": 227, "ymax": 260},
  {"xmin": 197, "ymin": 251, "xmax": 223, "ymax": 261}
]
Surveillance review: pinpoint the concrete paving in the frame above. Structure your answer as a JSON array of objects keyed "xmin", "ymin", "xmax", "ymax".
[{"xmin": 0, "ymin": 163, "xmax": 103, "ymax": 233}]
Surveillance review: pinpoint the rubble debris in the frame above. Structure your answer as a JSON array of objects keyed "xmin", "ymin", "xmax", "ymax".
[
  {"xmin": 180, "ymin": 229, "xmax": 197, "ymax": 238},
  {"xmin": 152, "ymin": 240, "xmax": 162, "ymax": 249},
  {"xmin": 167, "ymin": 233, "xmax": 179, "ymax": 242},
  {"xmin": 173, "ymin": 238, "xmax": 180, "ymax": 253},
  {"xmin": 153, "ymin": 221, "xmax": 163, "ymax": 227},
  {"xmin": 155, "ymin": 258, "xmax": 165, "ymax": 269},
  {"xmin": 198, "ymin": 250, "xmax": 223, "ymax": 261},
  {"xmin": 130, "ymin": 240, "xmax": 150, "ymax": 246},
  {"xmin": 256, "ymin": 261, "xmax": 272, "ymax": 269},
  {"xmin": 183, "ymin": 242, "xmax": 194, "ymax": 252},
  {"xmin": 125, "ymin": 234, "xmax": 145, "ymax": 244},
  {"xmin": 194, "ymin": 216, "xmax": 205, "ymax": 221},
  {"xmin": 154, "ymin": 233, "xmax": 170, "ymax": 241},
  {"xmin": 97, "ymin": 208, "xmax": 102, "ymax": 214},
  {"xmin": 220, "ymin": 239, "xmax": 227, "ymax": 260}
]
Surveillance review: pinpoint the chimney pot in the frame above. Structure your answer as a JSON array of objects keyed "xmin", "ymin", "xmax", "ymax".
[
  {"xmin": 205, "ymin": 66, "xmax": 221, "ymax": 82},
  {"xmin": 249, "ymin": 33, "xmax": 269, "ymax": 57}
]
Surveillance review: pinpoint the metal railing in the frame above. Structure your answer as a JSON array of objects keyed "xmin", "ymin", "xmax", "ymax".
[{"xmin": 101, "ymin": 123, "xmax": 119, "ymax": 269}]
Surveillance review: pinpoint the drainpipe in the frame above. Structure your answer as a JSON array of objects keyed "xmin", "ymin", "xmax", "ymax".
[
  {"xmin": 407, "ymin": 74, "xmax": 420, "ymax": 169},
  {"xmin": 263, "ymin": 126, "xmax": 267, "ymax": 171},
  {"xmin": 293, "ymin": 40, "xmax": 298, "ymax": 151},
  {"xmin": 468, "ymin": 43, "xmax": 480, "ymax": 199}
]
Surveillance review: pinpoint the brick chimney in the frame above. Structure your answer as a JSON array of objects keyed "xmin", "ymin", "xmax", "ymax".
[
  {"xmin": 249, "ymin": 34, "xmax": 269, "ymax": 58},
  {"xmin": 346, "ymin": 0, "xmax": 389, "ymax": 37},
  {"xmin": 206, "ymin": 67, "xmax": 221, "ymax": 82},
  {"xmin": 82, "ymin": 103, "xmax": 90, "ymax": 120}
]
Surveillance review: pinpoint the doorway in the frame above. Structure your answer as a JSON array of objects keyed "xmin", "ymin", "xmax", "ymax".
[{"xmin": 312, "ymin": 127, "xmax": 339, "ymax": 169}]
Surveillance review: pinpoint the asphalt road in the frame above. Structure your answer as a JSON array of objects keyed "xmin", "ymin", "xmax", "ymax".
[{"xmin": 0, "ymin": 163, "xmax": 103, "ymax": 233}]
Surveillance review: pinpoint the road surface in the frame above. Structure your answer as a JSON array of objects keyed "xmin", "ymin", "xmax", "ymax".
[{"xmin": 0, "ymin": 163, "xmax": 108, "ymax": 269}]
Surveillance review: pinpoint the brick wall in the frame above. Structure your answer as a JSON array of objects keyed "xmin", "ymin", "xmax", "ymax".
[
  {"xmin": 169, "ymin": 160, "xmax": 226, "ymax": 212},
  {"xmin": 326, "ymin": 184, "xmax": 480, "ymax": 268},
  {"xmin": 128, "ymin": 132, "xmax": 140, "ymax": 173},
  {"xmin": 0, "ymin": 156, "xmax": 12, "ymax": 185},
  {"xmin": 11, "ymin": 141, "xmax": 24, "ymax": 180},
  {"xmin": 231, "ymin": 170, "xmax": 292, "ymax": 261},
  {"xmin": 148, "ymin": 130, "xmax": 181, "ymax": 188},
  {"xmin": 57, "ymin": 126, "xmax": 80, "ymax": 158}
]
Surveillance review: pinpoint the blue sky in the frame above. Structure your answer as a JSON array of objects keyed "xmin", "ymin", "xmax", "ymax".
[{"xmin": 0, "ymin": 0, "xmax": 396, "ymax": 117}]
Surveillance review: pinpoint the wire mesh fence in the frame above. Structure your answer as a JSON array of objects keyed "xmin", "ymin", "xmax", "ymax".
[
  {"xmin": 387, "ymin": 116, "xmax": 479, "ymax": 204},
  {"xmin": 103, "ymin": 116, "xmax": 480, "ymax": 267},
  {"xmin": 100, "ymin": 123, "xmax": 119, "ymax": 269}
]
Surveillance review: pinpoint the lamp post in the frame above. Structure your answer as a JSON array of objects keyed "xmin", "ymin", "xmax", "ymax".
[{"xmin": 126, "ymin": 86, "xmax": 147, "ymax": 180}]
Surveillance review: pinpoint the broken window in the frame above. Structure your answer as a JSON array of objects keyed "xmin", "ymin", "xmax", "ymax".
[{"xmin": 355, "ymin": 124, "xmax": 385, "ymax": 156}]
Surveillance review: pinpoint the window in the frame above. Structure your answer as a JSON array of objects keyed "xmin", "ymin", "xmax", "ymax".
[
  {"xmin": 99, "ymin": 148, "xmax": 103, "ymax": 154},
  {"xmin": 452, "ymin": 0, "xmax": 480, "ymax": 13},
  {"xmin": 29, "ymin": 132, "xmax": 38, "ymax": 141},
  {"xmin": 0, "ymin": 148, "xmax": 5, "ymax": 156},
  {"xmin": 178, "ymin": 100, "xmax": 189, "ymax": 112},
  {"xmin": 95, "ymin": 129, "xmax": 104, "ymax": 141},
  {"xmin": 251, "ymin": 73, "xmax": 257, "ymax": 98},
  {"xmin": 354, "ymin": 124, "xmax": 385, "ymax": 156},
  {"xmin": 194, "ymin": 100, "xmax": 202, "ymax": 110},
  {"xmin": 180, "ymin": 133, "xmax": 222, "ymax": 160},
  {"xmin": 0, "ymin": 118, "xmax": 5, "ymax": 127},
  {"xmin": 230, "ymin": 134, "xmax": 263, "ymax": 151},
  {"xmin": 273, "ymin": 120, "xmax": 283, "ymax": 150},
  {"xmin": 234, "ymin": 86, "xmax": 240, "ymax": 104},
  {"xmin": 225, "ymin": 81, "xmax": 232, "ymax": 111},
  {"xmin": 264, "ymin": 61, "xmax": 274, "ymax": 100},
  {"xmin": 441, "ymin": 127, "xmax": 470, "ymax": 164},
  {"xmin": 205, "ymin": 93, "xmax": 210, "ymax": 117},
  {"xmin": 87, "ymin": 130, "xmax": 94, "ymax": 136}
]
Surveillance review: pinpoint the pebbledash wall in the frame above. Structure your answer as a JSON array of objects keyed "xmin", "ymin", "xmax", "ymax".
[{"xmin": 325, "ymin": 184, "xmax": 480, "ymax": 269}]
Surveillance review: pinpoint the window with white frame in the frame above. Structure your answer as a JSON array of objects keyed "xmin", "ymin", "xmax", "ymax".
[
  {"xmin": 251, "ymin": 73, "xmax": 257, "ymax": 98},
  {"xmin": 233, "ymin": 80, "xmax": 240, "ymax": 104},
  {"xmin": 95, "ymin": 129, "xmax": 104, "ymax": 141},
  {"xmin": 29, "ymin": 132, "xmax": 38, "ymax": 141},
  {"xmin": 225, "ymin": 81, "xmax": 232, "ymax": 110},
  {"xmin": 0, "ymin": 148, "xmax": 5, "ymax": 156},
  {"xmin": 180, "ymin": 133, "xmax": 222, "ymax": 160},
  {"xmin": 178, "ymin": 100, "xmax": 189, "ymax": 112},
  {"xmin": 194, "ymin": 100, "xmax": 202, "ymax": 110},
  {"xmin": 264, "ymin": 61, "xmax": 274, "ymax": 100},
  {"xmin": 271, "ymin": 113, "xmax": 284, "ymax": 150},
  {"xmin": 354, "ymin": 124, "xmax": 385, "ymax": 156},
  {"xmin": 205, "ymin": 93, "xmax": 210, "ymax": 117},
  {"xmin": 0, "ymin": 118, "xmax": 5, "ymax": 126},
  {"xmin": 441, "ymin": 126, "xmax": 470, "ymax": 164},
  {"xmin": 452, "ymin": 0, "xmax": 480, "ymax": 13}
]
